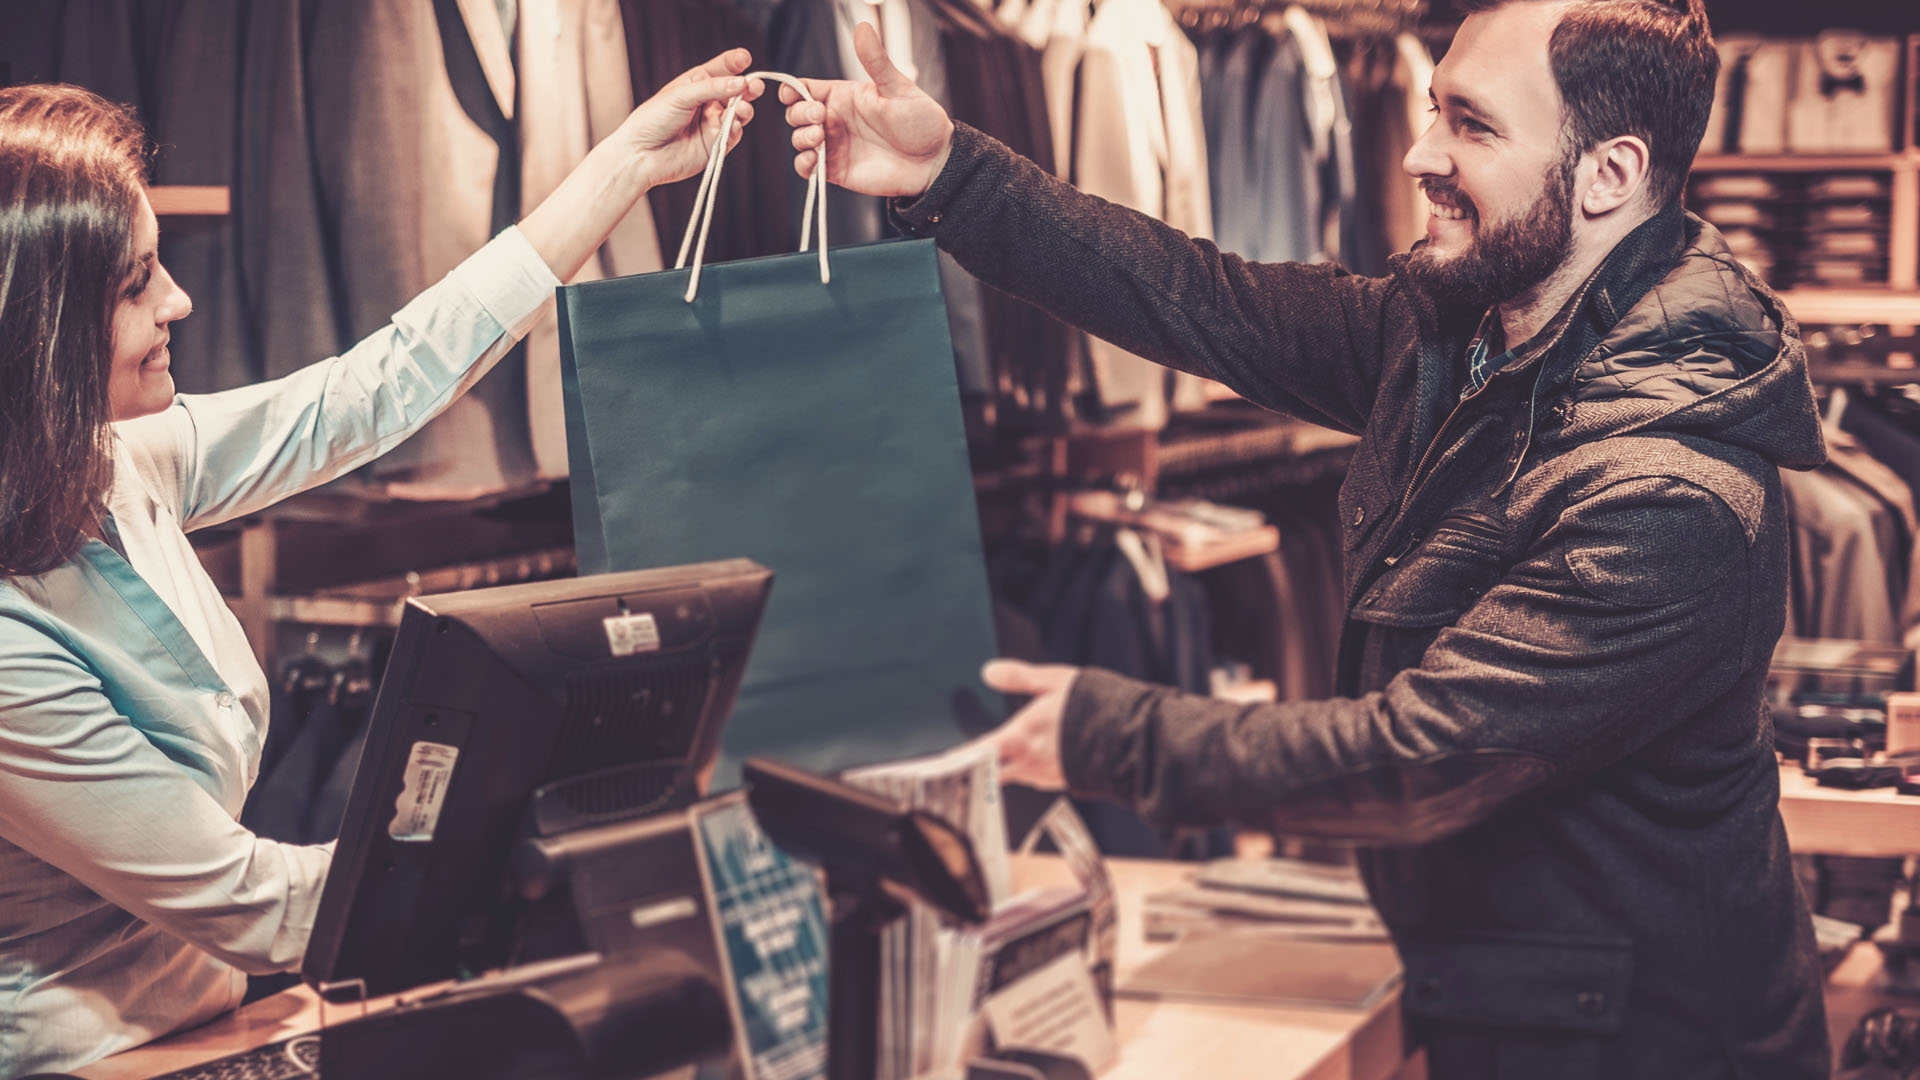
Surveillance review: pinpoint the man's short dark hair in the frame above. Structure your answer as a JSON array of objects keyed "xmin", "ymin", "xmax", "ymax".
[{"xmin": 1455, "ymin": 0, "xmax": 1719, "ymax": 208}]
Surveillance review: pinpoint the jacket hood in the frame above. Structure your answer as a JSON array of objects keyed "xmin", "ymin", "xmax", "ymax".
[{"xmin": 1546, "ymin": 211, "xmax": 1827, "ymax": 471}]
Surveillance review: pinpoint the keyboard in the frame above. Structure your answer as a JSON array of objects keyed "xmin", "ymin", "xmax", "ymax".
[{"xmin": 149, "ymin": 1034, "xmax": 319, "ymax": 1079}]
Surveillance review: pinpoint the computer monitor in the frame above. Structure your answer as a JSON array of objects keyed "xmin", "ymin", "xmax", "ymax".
[{"xmin": 302, "ymin": 559, "xmax": 773, "ymax": 996}]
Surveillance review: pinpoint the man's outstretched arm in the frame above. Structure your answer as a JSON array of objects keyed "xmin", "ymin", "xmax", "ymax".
[{"xmin": 781, "ymin": 22, "xmax": 1408, "ymax": 435}]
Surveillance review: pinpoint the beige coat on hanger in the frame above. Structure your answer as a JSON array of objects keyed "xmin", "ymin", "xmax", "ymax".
[
  {"xmin": 366, "ymin": 0, "xmax": 664, "ymax": 498},
  {"xmin": 1071, "ymin": 0, "xmax": 1221, "ymax": 428}
]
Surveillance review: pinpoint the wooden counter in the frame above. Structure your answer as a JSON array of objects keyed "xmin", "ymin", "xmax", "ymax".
[
  {"xmin": 1016, "ymin": 857, "xmax": 1415, "ymax": 1080},
  {"xmin": 77, "ymin": 763, "xmax": 1904, "ymax": 1080},
  {"xmin": 78, "ymin": 857, "xmax": 1418, "ymax": 1080}
]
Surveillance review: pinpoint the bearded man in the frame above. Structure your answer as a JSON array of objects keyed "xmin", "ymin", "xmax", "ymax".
[{"xmin": 784, "ymin": 1, "xmax": 1830, "ymax": 1074}]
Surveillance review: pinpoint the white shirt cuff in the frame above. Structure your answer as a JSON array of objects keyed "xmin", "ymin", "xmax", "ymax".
[{"xmin": 452, "ymin": 225, "xmax": 561, "ymax": 342}]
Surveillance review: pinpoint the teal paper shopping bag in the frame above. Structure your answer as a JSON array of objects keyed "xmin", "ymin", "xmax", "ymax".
[{"xmin": 557, "ymin": 101, "xmax": 997, "ymax": 787}]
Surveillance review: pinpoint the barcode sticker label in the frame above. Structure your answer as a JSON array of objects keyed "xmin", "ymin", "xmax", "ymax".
[
  {"xmin": 603, "ymin": 612, "xmax": 661, "ymax": 657},
  {"xmin": 389, "ymin": 741, "xmax": 460, "ymax": 842}
]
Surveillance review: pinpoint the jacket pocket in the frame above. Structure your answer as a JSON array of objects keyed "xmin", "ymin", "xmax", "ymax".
[
  {"xmin": 1352, "ymin": 513, "xmax": 1508, "ymax": 628},
  {"xmin": 1401, "ymin": 933, "xmax": 1632, "ymax": 1080},
  {"xmin": 1400, "ymin": 932, "xmax": 1632, "ymax": 1032}
]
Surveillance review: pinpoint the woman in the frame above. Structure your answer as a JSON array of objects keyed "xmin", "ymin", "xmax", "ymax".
[{"xmin": 0, "ymin": 53, "xmax": 762, "ymax": 1077}]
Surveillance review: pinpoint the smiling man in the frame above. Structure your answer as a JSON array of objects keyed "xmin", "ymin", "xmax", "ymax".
[{"xmin": 783, "ymin": 2, "xmax": 1829, "ymax": 1075}]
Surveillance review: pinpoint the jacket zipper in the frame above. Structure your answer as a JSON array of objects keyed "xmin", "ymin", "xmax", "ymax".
[{"xmin": 1382, "ymin": 532, "xmax": 1420, "ymax": 567}]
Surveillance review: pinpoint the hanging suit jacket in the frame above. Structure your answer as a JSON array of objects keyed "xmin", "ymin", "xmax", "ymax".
[
  {"xmin": 771, "ymin": 0, "xmax": 935, "ymax": 247},
  {"xmin": 1038, "ymin": 0, "xmax": 1086, "ymax": 180},
  {"xmin": 927, "ymin": 0, "xmax": 1072, "ymax": 408},
  {"xmin": 772, "ymin": 0, "xmax": 996, "ymax": 398},
  {"xmin": 307, "ymin": 0, "xmax": 527, "ymax": 499},
  {"xmin": 621, "ymin": 0, "xmax": 792, "ymax": 264},
  {"xmin": 145, "ymin": 0, "xmax": 342, "ymax": 402},
  {"xmin": 1841, "ymin": 395, "xmax": 1920, "ymax": 651},
  {"xmin": 311, "ymin": 0, "xmax": 658, "ymax": 500},
  {"xmin": 1071, "ymin": 0, "xmax": 1219, "ymax": 427},
  {"xmin": 1204, "ymin": 27, "xmax": 1317, "ymax": 265},
  {"xmin": 511, "ymin": 0, "xmax": 663, "ymax": 482},
  {"xmin": 1782, "ymin": 466, "xmax": 1904, "ymax": 644},
  {"xmin": 0, "ymin": 0, "xmax": 146, "ymax": 108}
]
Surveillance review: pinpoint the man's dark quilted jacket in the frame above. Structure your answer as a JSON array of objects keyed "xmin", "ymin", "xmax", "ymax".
[{"xmin": 895, "ymin": 125, "xmax": 1833, "ymax": 1079}]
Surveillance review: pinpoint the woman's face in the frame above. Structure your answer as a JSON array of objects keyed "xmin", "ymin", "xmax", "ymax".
[{"xmin": 108, "ymin": 192, "xmax": 191, "ymax": 422}]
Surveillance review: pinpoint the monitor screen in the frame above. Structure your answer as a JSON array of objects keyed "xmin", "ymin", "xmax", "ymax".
[{"xmin": 302, "ymin": 559, "xmax": 773, "ymax": 996}]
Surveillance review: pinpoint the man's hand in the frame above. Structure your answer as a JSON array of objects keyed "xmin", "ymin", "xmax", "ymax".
[
  {"xmin": 780, "ymin": 21, "xmax": 955, "ymax": 197},
  {"xmin": 977, "ymin": 659, "xmax": 1080, "ymax": 790},
  {"xmin": 622, "ymin": 48, "xmax": 765, "ymax": 190}
]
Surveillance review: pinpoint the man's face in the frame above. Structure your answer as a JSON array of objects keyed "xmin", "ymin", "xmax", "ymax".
[{"xmin": 1404, "ymin": 1, "xmax": 1585, "ymax": 309}]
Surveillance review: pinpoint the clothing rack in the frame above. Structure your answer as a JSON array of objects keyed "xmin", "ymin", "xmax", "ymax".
[
  {"xmin": 1167, "ymin": 0, "xmax": 1428, "ymax": 36},
  {"xmin": 1805, "ymin": 330, "xmax": 1920, "ymax": 388}
]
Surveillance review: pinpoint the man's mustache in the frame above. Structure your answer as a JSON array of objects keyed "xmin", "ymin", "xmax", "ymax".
[{"xmin": 1422, "ymin": 179, "xmax": 1477, "ymax": 217}]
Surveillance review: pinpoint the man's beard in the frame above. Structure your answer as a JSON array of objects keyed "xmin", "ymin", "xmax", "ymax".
[{"xmin": 1408, "ymin": 150, "xmax": 1578, "ymax": 309}]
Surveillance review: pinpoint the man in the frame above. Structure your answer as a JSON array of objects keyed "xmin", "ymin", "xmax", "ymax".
[{"xmin": 783, "ymin": 1, "xmax": 1829, "ymax": 1075}]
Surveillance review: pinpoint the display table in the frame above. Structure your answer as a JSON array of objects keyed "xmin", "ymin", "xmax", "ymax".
[
  {"xmin": 77, "ymin": 857, "xmax": 1419, "ymax": 1080},
  {"xmin": 1777, "ymin": 762, "xmax": 1920, "ymax": 858},
  {"xmin": 1013, "ymin": 856, "xmax": 1416, "ymax": 1080}
]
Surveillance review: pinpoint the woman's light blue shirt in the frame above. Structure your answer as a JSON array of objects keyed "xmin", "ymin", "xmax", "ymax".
[{"xmin": 0, "ymin": 227, "xmax": 557, "ymax": 1077}]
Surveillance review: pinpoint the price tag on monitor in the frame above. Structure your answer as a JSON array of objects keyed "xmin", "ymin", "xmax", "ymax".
[
  {"xmin": 603, "ymin": 611, "xmax": 661, "ymax": 657},
  {"xmin": 388, "ymin": 741, "xmax": 460, "ymax": 841}
]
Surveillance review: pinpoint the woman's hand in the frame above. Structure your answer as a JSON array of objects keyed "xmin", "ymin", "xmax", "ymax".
[
  {"xmin": 521, "ymin": 49, "xmax": 762, "ymax": 281},
  {"xmin": 625, "ymin": 48, "xmax": 766, "ymax": 190},
  {"xmin": 781, "ymin": 22, "xmax": 955, "ymax": 198}
]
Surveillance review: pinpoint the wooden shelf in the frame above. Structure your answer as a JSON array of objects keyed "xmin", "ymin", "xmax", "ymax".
[
  {"xmin": 1065, "ymin": 490, "xmax": 1281, "ymax": 572},
  {"xmin": 1693, "ymin": 139, "xmax": 1920, "ymax": 300},
  {"xmin": 148, "ymin": 185, "xmax": 229, "ymax": 216},
  {"xmin": 264, "ymin": 595, "xmax": 404, "ymax": 628},
  {"xmin": 1693, "ymin": 151, "xmax": 1920, "ymax": 173},
  {"xmin": 1778, "ymin": 288, "xmax": 1920, "ymax": 325},
  {"xmin": 1165, "ymin": 525, "xmax": 1282, "ymax": 573}
]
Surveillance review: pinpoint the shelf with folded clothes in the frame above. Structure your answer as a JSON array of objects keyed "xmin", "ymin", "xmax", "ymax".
[
  {"xmin": 147, "ymin": 185, "xmax": 229, "ymax": 216},
  {"xmin": 253, "ymin": 545, "xmax": 577, "ymax": 627},
  {"xmin": 1807, "ymin": 357, "xmax": 1920, "ymax": 387},
  {"xmin": 1065, "ymin": 489, "xmax": 1283, "ymax": 574},
  {"xmin": 193, "ymin": 488, "xmax": 576, "ymax": 670},
  {"xmin": 1782, "ymin": 289, "xmax": 1920, "ymax": 326},
  {"xmin": 1694, "ymin": 152, "xmax": 1920, "ymax": 173},
  {"xmin": 1689, "ymin": 162, "xmax": 1920, "ymax": 304}
]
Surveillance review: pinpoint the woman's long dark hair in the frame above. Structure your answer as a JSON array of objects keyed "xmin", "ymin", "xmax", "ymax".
[{"xmin": 0, "ymin": 85, "xmax": 150, "ymax": 576}]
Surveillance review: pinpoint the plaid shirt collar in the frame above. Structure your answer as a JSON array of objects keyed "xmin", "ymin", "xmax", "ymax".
[{"xmin": 1462, "ymin": 306, "xmax": 1509, "ymax": 400}]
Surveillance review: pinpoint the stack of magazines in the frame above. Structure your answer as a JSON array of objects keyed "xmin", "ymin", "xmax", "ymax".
[
  {"xmin": 1123, "ymin": 857, "xmax": 1400, "ymax": 1012},
  {"xmin": 842, "ymin": 748, "xmax": 1117, "ymax": 1079}
]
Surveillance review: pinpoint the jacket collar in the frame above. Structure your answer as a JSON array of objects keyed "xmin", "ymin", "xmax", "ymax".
[
  {"xmin": 1391, "ymin": 202, "xmax": 1690, "ymax": 447},
  {"xmin": 1530, "ymin": 201, "xmax": 1689, "ymax": 400}
]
